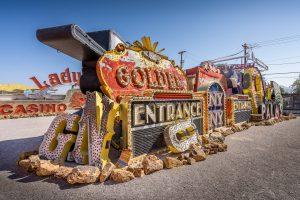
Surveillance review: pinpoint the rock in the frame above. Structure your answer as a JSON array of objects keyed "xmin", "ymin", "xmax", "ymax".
[
  {"xmin": 215, "ymin": 127, "xmax": 234, "ymax": 136},
  {"xmin": 289, "ymin": 113, "xmax": 297, "ymax": 119},
  {"xmin": 201, "ymin": 135, "xmax": 210, "ymax": 144},
  {"xmin": 36, "ymin": 160, "xmax": 59, "ymax": 176},
  {"xmin": 54, "ymin": 166, "xmax": 73, "ymax": 179},
  {"xmin": 282, "ymin": 115, "xmax": 290, "ymax": 120},
  {"xmin": 127, "ymin": 167, "xmax": 145, "ymax": 177},
  {"xmin": 18, "ymin": 159, "xmax": 31, "ymax": 171},
  {"xmin": 126, "ymin": 155, "xmax": 145, "ymax": 178},
  {"xmin": 142, "ymin": 155, "xmax": 164, "ymax": 175},
  {"xmin": 110, "ymin": 169, "xmax": 135, "ymax": 183},
  {"xmin": 128, "ymin": 154, "xmax": 146, "ymax": 166},
  {"xmin": 182, "ymin": 159, "xmax": 188, "ymax": 165},
  {"xmin": 67, "ymin": 166, "xmax": 100, "ymax": 184},
  {"xmin": 189, "ymin": 144, "xmax": 206, "ymax": 161},
  {"xmin": 209, "ymin": 141, "xmax": 226, "ymax": 151},
  {"xmin": 264, "ymin": 119, "xmax": 276, "ymax": 126},
  {"xmin": 99, "ymin": 162, "xmax": 116, "ymax": 183},
  {"xmin": 164, "ymin": 157, "xmax": 183, "ymax": 169},
  {"xmin": 210, "ymin": 142, "xmax": 219, "ymax": 149},
  {"xmin": 177, "ymin": 152, "xmax": 190, "ymax": 161},
  {"xmin": 203, "ymin": 149, "xmax": 210, "ymax": 155},
  {"xmin": 28, "ymin": 155, "xmax": 41, "ymax": 172},
  {"xmin": 214, "ymin": 142, "xmax": 227, "ymax": 152},
  {"xmin": 18, "ymin": 150, "xmax": 38, "ymax": 163},
  {"xmin": 232, "ymin": 123, "xmax": 244, "ymax": 132},
  {"xmin": 209, "ymin": 149, "xmax": 217, "ymax": 154},
  {"xmin": 254, "ymin": 121, "xmax": 265, "ymax": 126},
  {"xmin": 186, "ymin": 157, "xmax": 196, "ymax": 165},
  {"xmin": 209, "ymin": 132, "xmax": 225, "ymax": 143},
  {"xmin": 241, "ymin": 122, "xmax": 252, "ymax": 129}
]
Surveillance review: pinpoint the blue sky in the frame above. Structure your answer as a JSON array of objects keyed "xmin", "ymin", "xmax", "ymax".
[{"xmin": 0, "ymin": 0, "xmax": 299, "ymax": 87}]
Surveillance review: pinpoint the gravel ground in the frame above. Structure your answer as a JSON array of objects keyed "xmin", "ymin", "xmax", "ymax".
[{"xmin": 0, "ymin": 117, "xmax": 299, "ymax": 200}]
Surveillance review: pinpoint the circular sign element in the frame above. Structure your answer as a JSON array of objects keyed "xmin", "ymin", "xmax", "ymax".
[{"xmin": 164, "ymin": 120, "xmax": 199, "ymax": 153}]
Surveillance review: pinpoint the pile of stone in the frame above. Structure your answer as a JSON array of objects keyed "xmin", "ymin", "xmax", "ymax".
[
  {"xmin": 282, "ymin": 113, "xmax": 297, "ymax": 120},
  {"xmin": 17, "ymin": 115, "xmax": 296, "ymax": 185},
  {"xmin": 18, "ymin": 136, "xmax": 228, "ymax": 185}
]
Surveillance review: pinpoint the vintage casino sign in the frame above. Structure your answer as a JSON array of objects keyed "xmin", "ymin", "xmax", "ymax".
[
  {"xmin": 122, "ymin": 97, "xmax": 204, "ymax": 157},
  {"xmin": 0, "ymin": 90, "xmax": 85, "ymax": 119},
  {"xmin": 226, "ymin": 95, "xmax": 252, "ymax": 125},
  {"xmin": 30, "ymin": 67, "xmax": 81, "ymax": 90},
  {"xmin": 199, "ymin": 81, "xmax": 226, "ymax": 131},
  {"xmin": 96, "ymin": 37, "xmax": 188, "ymax": 101},
  {"xmin": 0, "ymin": 102, "xmax": 67, "ymax": 118}
]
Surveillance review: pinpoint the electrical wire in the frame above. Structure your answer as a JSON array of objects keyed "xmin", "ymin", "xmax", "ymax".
[
  {"xmin": 208, "ymin": 50, "xmax": 244, "ymax": 62},
  {"xmin": 264, "ymin": 76, "xmax": 299, "ymax": 79},
  {"xmin": 267, "ymin": 55, "xmax": 300, "ymax": 62},
  {"xmin": 251, "ymin": 34, "xmax": 300, "ymax": 48},
  {"xmin": 267, "ymin": 61, "xmax": 300, "ymax": 65},
  {"xmin": 263, "ymin": 72, "xmax": 300, "ymax": 75}
]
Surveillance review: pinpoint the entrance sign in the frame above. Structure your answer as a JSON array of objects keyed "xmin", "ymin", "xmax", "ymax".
[{"xmin": 122, "ymin": 96, "xmax": 204, "ymax": 157}]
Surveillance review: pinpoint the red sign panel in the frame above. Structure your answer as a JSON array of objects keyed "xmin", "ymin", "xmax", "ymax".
[{"xmin": 96, "ymin": 49, "xmax": 187, "ymax": 101}]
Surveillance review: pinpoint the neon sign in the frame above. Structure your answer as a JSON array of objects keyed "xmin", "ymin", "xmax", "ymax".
[{"xmin": 30, "ymin": 68, "xmax": 81, "ymax": 90}]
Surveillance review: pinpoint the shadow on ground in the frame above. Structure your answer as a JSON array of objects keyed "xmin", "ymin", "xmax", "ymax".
[{"xmin": 0, "ymin": 136, "xmax": 94, "ymax": 190}]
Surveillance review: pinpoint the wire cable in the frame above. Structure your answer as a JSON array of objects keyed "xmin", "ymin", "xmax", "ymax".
[
  {"xmin": 252, "ymin": 34, "xmax": 300, "ymax": 46},
  {"xmin": 208, "ymin": 50, "xmax": 244, "ymax": 62},
  {"xmin": 268, "ymin": 61, "xmax": 300, "ymax": 65},
  {"xmin": 263, "ymin": 72, "xmax": 300, "ymax": 75},
  {"xmin": 267, "ymin": 55, "xmax": 300, "ymax": 62}
]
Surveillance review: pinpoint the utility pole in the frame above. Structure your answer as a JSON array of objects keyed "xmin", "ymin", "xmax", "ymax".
[
  {"xmin": 178, "ymin": 50, "xmax": 186, "ymax": 68},
  {"xmin": 242, "ymin": 43, "xmax": 248, "ymax": 67}
]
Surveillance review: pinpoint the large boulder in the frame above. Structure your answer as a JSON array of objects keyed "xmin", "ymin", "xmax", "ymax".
[
  {"xmin": 210, "ymin": 142, "xmax": 228, "ymax": 152},
  {"xmin": 36, "ymin": 160, "xmax": 59, "ymax": 176},
  {"xmin": 54, "ymin": 166, "xmax": 73, "ymax": 179},
  {"xmin": 186, "ymin": 157, "xmax": 196, "ymax": 165},
  {"xmin": 142, "ymin": 155, "xmax": 164, "ymax": 175},
  {"xmin": 215, "ymin": 127, "xmax": 234, "ymax": 136},
  {"xmin": 177, "ymin": 152, "xmax": 190, "ymax": 161},
  {"xmin": 201, "ymin": 135, "xmax": 210, "ymax": 144},
  {"xmin": 67, "ymin": 166, "xmax": 100, "ymax": 184},
  {"xmin": 27, "ymin": 155, "xmax": 41, "ymax": 172},
  {"xmin": 18, "ymin": 159, "xmax": 31, "ymax": 171},
  {"xmin": 189, "ymin": 144, "xmax": 206, "ymax": 161},
  {"xmin": 264, "ymin": 119, "xmax": 276, "ymax": 126},
  {"xmin": 110, "ymin": 169, "xmax": 135, "ymax": 183},
  {"xmin": 209, "ymin": 132, "xmax": 225, "ymax": 143},
  {"xmin": 99, "ymin": 162, "xmax": 116, "ymax": 183},
  {"xmin": 127, "ymin": 166, "xmax": 145, "ymax": 178},
  {"xmin": 18, "ymin": 150, "xmax": 38, "ymax": 163},
  {"xmin": 282, "ymin": 115, "xmax": 290, "ymax": 120},
  {"xmin": 164, "ymin": 157, "xmax": 183, "ymax": 169},
  {"xmin": 231, "ymin": 123, "xmax": 244, "ymax": 132},
  {"xmin": 241, "ymin": 122, "xmax": 252, "ymax": 129},
  {"xmin": 126, "ymin": 154, "xmax": 146, "ymax": 177}
]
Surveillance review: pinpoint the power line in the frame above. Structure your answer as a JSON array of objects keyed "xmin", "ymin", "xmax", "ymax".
[
  {"xmin": 268, "ymin": 61, "xmax": 300, "ymax": 65},
  {"xmin": 263, "ymin": 72, "xmax": 300, "ymax": 75},
  {"xmin": 208, "ymin": 50, "xmax": 244, "ymax": 62},
  {"xmin": 267, "ymin": 55, "xmax": 300, "ymax": 62},
  {"xmin": 252, "ymin": 34, "xmax": 300, "ymax": 46},
  {"xmin": 264, "ymin": 76, "xmax": 299, "ymax": 79},
  {"xmin": 185, "ymin": 55, "xmax": 202, "ymax": 66},
  {"xmin": 251, "ymin": 34, "xmax": 300, "ymax": 49}
]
